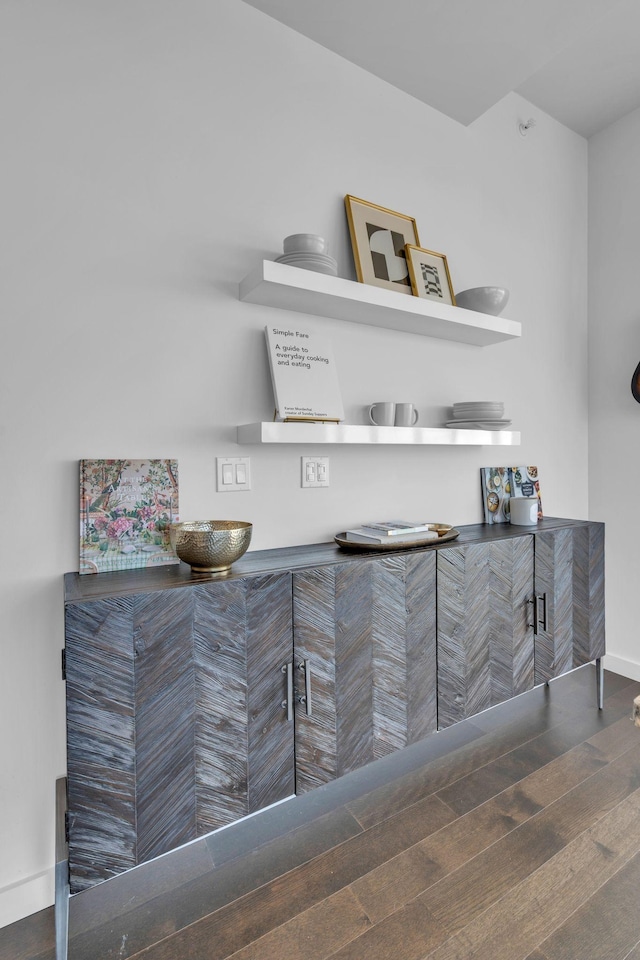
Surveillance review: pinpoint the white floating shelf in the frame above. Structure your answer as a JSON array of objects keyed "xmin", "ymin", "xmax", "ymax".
[
  {"xmin": 237, "ymin": 422, "xmax": 521, "ymax": 446},
  {"xmin": 239, "ymin": 261, "xmax": 521, "ymax": 347}
]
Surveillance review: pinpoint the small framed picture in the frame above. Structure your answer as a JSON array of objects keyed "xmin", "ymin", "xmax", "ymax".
[
  {"xmin": 405, "ymin": 244, "xmax": 456, "ymax": 306},
  {"xmin": 344, "ymin": 195, "xmax": 419, "ymax": 295}
]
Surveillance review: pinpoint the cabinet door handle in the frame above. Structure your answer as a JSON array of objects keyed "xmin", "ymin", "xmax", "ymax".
[
  {"xmin": 527, "ymin": 597, "xmax": 538, "ymax": 634},
  {"xmin": 537, "ymin": 593, "xmax": 548, "ymax": 632},
  {"xmin": 281, "ymin": 662, "xmax": 293, "ymax": 723},
  {"xmin": 298, "ymin": 659, "xmax": 312, "ymax": 717}
]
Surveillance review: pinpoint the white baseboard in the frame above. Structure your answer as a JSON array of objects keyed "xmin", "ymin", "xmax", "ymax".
[
  {"xmin": 0, "ymin": 869, "xmax": 54, "ymax": 929},
  {"xmin": 604, "ymin": 653, "xmax": 640, "ymax": 682}
]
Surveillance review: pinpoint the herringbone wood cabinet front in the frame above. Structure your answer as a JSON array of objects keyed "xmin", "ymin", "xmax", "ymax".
[
  {"xmin": 436, "ymin": 524, "xmax": 605, "ymax": 727},
  {"xmin": 64, "ymin": 519, "xmax": 604, "ymax": 894}
]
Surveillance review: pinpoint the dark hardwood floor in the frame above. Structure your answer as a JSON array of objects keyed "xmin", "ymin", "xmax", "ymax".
[{"xmin": 3, "ymin": 665, "xmax": 640, "ymax": 960}]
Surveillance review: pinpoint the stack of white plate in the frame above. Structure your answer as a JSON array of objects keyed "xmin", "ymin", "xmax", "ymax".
[
  {"xmin": 275, "ymin": 233, "xmax": 338, "ymax": 276},
  {"xmin": 446, "ymin": 401, "xmax": 512, "ymax": 430}
]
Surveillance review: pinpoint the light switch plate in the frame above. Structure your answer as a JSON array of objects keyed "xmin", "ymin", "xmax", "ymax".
[
  {"xmin": 216, "ymin": 457, "xmax": 251, "ymax": 492},
  {"xmin": 301, "ymin": 456, "xmax": 329, "ymax": 488}
]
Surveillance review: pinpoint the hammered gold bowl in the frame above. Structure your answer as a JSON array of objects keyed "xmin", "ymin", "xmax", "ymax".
[{"xmin": 171, "ymin": 520, "xmax": 252, "ymax": 573}]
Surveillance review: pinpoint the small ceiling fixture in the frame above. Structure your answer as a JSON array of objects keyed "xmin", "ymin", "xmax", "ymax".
[{"xmin": 519, "ymin": 118, "xmax": 536, "ymax": 137}]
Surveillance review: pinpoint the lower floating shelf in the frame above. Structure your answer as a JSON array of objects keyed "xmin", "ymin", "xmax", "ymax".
[{"xmin": 236, "ymin": 422, "xmax": 521, "ymax": 446}]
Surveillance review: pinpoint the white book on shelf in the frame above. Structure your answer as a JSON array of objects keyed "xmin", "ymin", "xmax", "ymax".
[{"xmin": 265, "ymin": 324, "xmax": 344, "ymax": 422}]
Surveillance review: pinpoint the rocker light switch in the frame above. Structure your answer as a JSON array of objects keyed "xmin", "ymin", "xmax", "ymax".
[{"xmin": 217, "ymin": 457, "xmax": 251, "ymax": 492}]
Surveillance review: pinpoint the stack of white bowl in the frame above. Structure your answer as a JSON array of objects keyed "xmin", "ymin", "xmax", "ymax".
[
  {"xmin": 445, "ymin": 401, "xmax": 512, "ymax": 430},
  {"xmin": 275, "ymin": 233, "xmax": 338, "ymax": 276}
]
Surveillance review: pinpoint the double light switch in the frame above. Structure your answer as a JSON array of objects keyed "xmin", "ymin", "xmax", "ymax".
[
  {"xmin": 216, "ymin": 457, "xmax": 251, "ymax": 492},
  {"xmin": 301, "ymin": 456, "xmax": 330, "ymax": 488}
]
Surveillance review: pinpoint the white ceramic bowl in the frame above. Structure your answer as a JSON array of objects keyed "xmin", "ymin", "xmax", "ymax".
[
  {"xmin": 283, "ymin": 233, "xmax": 328, "ymax": 255},
  {"xmin": 455, "ymin": 287, "xmax": 509, "ymax": 316}
]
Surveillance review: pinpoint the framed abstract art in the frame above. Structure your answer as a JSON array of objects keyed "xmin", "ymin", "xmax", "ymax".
[
  {"xmin": 344, "ymin": 195, "xmax": 419, "ymax": 295},
  {"xmin": 405, "ymin": 244, "xmax": 456, "ymax": 305}
]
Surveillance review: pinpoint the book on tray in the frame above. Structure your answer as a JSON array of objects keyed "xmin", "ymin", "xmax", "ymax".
[
  {"xmin": 344, "ymin": 521, "xmax": 438, "ymax": 544},
  {"xmin": 357, "ymin": 520, "xmax": 434, "ymax": 536}
]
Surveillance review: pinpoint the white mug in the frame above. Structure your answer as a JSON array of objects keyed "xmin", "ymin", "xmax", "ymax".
[
  {"xmin": 395, "ymin": 403, "xmax": 419, "ymax": 427},
  {"xmin": 510, "ymin": 497, "xmax": 538, "ymax": 525},
  {"xmin": 368, "ymin": 402, "xmax": 395, "ymax": 426}
]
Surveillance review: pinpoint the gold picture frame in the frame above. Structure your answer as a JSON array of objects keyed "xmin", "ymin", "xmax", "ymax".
[
  {"xmin": 344, "ymin": 195, "xmax": 419, "ymax": 295},
  {"xmin": 405, "ymin": 244, "xmax": 456, "ymax": 306}
]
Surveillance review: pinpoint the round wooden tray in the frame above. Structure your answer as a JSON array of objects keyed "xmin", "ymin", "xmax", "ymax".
[{"xmin": 335, "ymin": 527, "xmax": 460, "ymax": 552}]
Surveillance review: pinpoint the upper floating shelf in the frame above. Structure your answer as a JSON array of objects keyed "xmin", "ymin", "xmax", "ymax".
[
  {"xmin": 239, "ymin": 261, "xmax": 521, "ymax": 347},
  {"xmin": 237, "ymin": 422, "xmax": 521, "ymax": 446}
]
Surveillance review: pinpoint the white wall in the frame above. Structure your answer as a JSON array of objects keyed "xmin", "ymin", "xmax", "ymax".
[
  {"xmin": 0, "ymin": 0, "xmax": 589, "ymax": 925},
  {"xmin": 589, "ymin": 109, "xmax": 640, "ymax": 682}
]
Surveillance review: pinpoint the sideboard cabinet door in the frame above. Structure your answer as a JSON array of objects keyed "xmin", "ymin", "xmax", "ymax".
[
  {"xmin": 533, "ymin": 522, "xmax": 605, "ymax": 684},
  {"xmin": 436, "ymin": 536, "xmax": 535, "ymax": 729},
  {"xmin": 65, "ymin": 571, "xmax": 293, "ymax": 892},
  {"xmin": 192, "ymin": 572, "xmax": 294, "ymax": 832},
  {"xmin": 292, "ymin": 550, "xmax": 437, "ymax": 794},
  {"xmin": 65, "ymin": 594, "xmax": 137, "ymax": 891}
]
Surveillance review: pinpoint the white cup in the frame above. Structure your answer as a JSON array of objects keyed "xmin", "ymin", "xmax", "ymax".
[
  {"xmin": 395, "ymin": 403, "xmax": 419, "ymax": 427},
  {"xmin": 368, "ymin": 402, "xmax": 396, "ymax": 426},
  {"xmin": 510, "ymin": 497, "xmax": 538, "ymax": 525}
]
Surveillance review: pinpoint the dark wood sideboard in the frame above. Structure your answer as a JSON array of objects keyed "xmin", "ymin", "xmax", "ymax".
[{"xmin": 63, "ymin": 517, "xmax": 605, "ymax": 892}]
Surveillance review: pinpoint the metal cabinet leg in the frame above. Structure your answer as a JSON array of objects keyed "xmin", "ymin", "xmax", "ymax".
[
  {"xmin": 595, "ymin": 658, "xmax": 604, "ymax": 710},
  {"xmin": 55, "ymin": 778, "xmax": 69, "ymax": 960}
]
